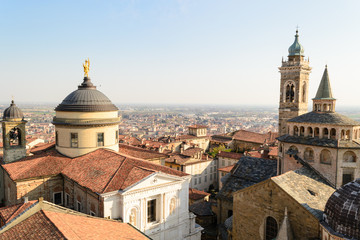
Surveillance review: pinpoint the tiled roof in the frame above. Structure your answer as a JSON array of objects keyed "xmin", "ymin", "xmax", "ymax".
[
  {"xmin": 218, "ymin": 164, "xmax": 235, "ymax": 173},
  {"xmin": 182, "ymin": 147, "xmax": 203, "ymax": 157},
  {"xmin": 0, "ymin": 208, "xmax": 150, "ymax": 240},
  {"xmin": 189, "ymin": 188, "xmax": 210, "ymax": 200},
  {"xmin": 272, "ymin": 167, "xmax": 335, "ymax": 220},
  {"xmin": 176, "ymin": 134, "xmax": 199, "ymax": 140},
  {"xmin": 30, "ymin": 142, "xmax": 56, "ymax": 154},
  {"xmin": 61, "ymin": 149, "xmax": 187, "ymax": 193},
  {"xmin": 188, "ymin": 124, "xmax": 207, "ymax": 129},
  {"xmin": 0, "ymin": 201, "xmax": 37, "ymax": 224},
  {"xmin": 2, "ymin": 150, "xmax": 71, "ymax": 181},
  {"xmin": 189, "ymin": 201, "xmax": 214, "ymax": 216},
  {"xmin": 0, "ymin": 210, "xmax": 66, "ymax": 239},
  {"xmin": 287, "ymin": 111, "xmax": 360, "ymax": 125},
  {"xmin": 217, "ymin": 151, "xmax": 243, "ymax": 160},
  {"xmin": 119, "ymin": 143, "xmax": 167, "ymax": 160},
  {"xmin": 232, "ymin": 130, "xmax": 277, "ymax": 144},
  {"xmin": 268, "ymin": 147, "xmax": 278, "ymax": 156},
  {"xmin": 3, "ymin": 148, "xmax": 187, "ymax": 194},
  {"xmin": 166, "ymin": 154, "xmax": 192, "ymax": 165},
  {"xmin": 118, "ymin": 135, "xmax": 141, "ymax": 146},
  {"xmin": 217, "ymin": 156, "xmax": 277, "ymax": 201},
  {"xmin": 210, "ymin": 135, "xmax": 232, "ymax": 144}
]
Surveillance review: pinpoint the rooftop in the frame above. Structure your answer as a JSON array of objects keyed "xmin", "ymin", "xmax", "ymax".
[{"xmin": 287, "ymin": 111, "xmax": 359, "ymax": 126}]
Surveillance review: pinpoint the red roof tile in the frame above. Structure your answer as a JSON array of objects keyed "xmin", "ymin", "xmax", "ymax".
[
  {"xmin": 217, "ymin": 151, "xmax": 243, "ymax": 160},
  {"xmin": 189, "ymin": 188, "xmax": 210, "ymax": 200},
  {"xmin": 2, "ymin": 150, "xmax": 71, "ymax": 181},
  {"xmin": 119, "ymin": 143, "xmax": 167, "ymax": 160},
  {"xmin": 268, "ymin": 147, "xmax": 278, "ymax": 156},
  {"xmin": 0, "ymin": 209, "xmax": 150, "ymax": 240},
  {"xmin": 182, "ymin": 147, "xmax": 203, "ymax": 157},
  {"xmin": 218, "ymin": 164, "xmax": 236, "ymax": 173},
  {"xmin": 0, "ymin": 201, "xmax": 37, "ymax": 224},
  {"xmin": 30, "ymin": 142, "xmax": 56, "ymax": 154}
]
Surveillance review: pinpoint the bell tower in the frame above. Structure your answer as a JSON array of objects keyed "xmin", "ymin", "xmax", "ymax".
[
  {"xmin": 1, "ymin": 100, "xmax": 27, "ymax": 163},
  {"xmin": 278, "ymin": 30, "xmax": 312, "ymax": 136}
]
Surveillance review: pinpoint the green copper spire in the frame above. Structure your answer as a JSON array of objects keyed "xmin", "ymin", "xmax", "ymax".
[
  {"xmin": 314, "ymin": 65, "xmax": 335, "ymax": 100},
  {"xmin": 288, "ymin": 30, "xmax": 305, "ymax": 57}
]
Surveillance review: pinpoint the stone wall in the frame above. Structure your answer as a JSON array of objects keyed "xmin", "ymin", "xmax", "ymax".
[{"xmin": 233, "ymin": 180, "xmax": 320, "ymax": 240}]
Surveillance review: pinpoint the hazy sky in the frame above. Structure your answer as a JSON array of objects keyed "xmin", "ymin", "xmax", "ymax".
[{"xmin": 1, "ymin": 1, "xmax": 360, "ymax": 107}]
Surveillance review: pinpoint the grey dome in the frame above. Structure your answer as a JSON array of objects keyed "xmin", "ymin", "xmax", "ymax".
[
  {"xmin": 3, "ymin": 100, "xmax": 24, "ymax": 120},
  {"xmin": 55, "ymin": 77, "xmax": 118, "ymax": 112},
  {"xmin": 288, "ymin": 30, "xmax": 304, "ymax": 57},
  {"xmin": 323, "ymin": 179, "xmax": 360, "ymax": 239}
]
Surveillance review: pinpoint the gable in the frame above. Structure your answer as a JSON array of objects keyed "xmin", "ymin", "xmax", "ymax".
[{"xmin": 124, "ymin": 173, "xmax": 184, "ymax": 192}]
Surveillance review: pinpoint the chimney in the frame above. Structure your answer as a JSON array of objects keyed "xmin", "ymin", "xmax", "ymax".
[{"xmin": 23, "ymin": 196, "xmax": 28, "ymax": 203}]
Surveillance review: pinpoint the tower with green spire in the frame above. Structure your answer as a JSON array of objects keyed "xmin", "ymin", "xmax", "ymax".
[{"xmin": 278, "ymin": 30, "xmax": 312, "ymax": 136}]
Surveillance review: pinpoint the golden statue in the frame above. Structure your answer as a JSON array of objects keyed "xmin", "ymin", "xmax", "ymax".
[{"xmin": 83, "ymin": 58, "xmax": 90, "ymax": 77}]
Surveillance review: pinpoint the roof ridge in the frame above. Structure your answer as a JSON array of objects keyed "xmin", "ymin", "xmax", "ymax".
[
  {"xmin": 102, "ymin": 157, "xmax": 128, "ymax": 193},
  {"xmin": 40, "ymin": 210, "xmax": 70, "ymax": 240}
]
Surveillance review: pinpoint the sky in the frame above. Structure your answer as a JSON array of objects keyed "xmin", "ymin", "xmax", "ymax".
[{"xmin": 1, "ymin": 0, "xmax": 360, "ymax": 107}]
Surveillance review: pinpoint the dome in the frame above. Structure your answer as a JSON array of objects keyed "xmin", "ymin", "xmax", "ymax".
[
  {"xmin": 323, "ymin": 179, "xmax": 360, "ymax": 239},
  {"xmin": 55, "ymin": 77, "xmax": 118, "ymax": 112},
  {"xmin": 3, "ymin": 100, "xmax": 24, "ymax": 120},
  {"xmin": 288, "ymin": 30, "xmax": 304, "ymax": 57}
]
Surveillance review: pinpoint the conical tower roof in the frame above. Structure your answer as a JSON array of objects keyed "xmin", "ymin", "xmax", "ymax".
[{"xmin": 314, "ymin": 65, "xmax": 335, "ymax": 100}]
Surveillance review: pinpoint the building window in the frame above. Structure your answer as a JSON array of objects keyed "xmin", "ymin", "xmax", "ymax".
[
  {"xmin": 194, "ymin": 178, "xmax": 197, "ymax": 185},
  {"xmin": 77, "ymin": 201, "xmax": 82, "ymax": 212},
  {"xmin": 147, "ymin": 199, "xmax": 156, "ymax": 223},
  {"xmin": 53, "ymin": 192, "xmax": 63, "ymax": 205},
  {"xmin": 304, "ymin": 147, "xmax": 314, "ymax": 161},
  {"xmin": 320, "ymin": 149, "xmax": 332, "ymax": 165},
  {"xmin": 65, "ymin": 193, "xmax": 70, "ymax": 206},
  {"xmin": 205, "ymin": 168, "xmax": 207, "ymax": 174},
  {"xmin": 71, "ymin": 133, "xmax": 78, "ymax": 148},
  {"xmin": 210, "ymin": 174, "xmax": 212, "ymax": 180},
  {"xmin": 199, "ymin": 177, "xmax": 201, "ymax": 184},
  {"xmin": 222, "ymin": 160, "xmax": 225, "ymax": 166},
  {"xmin": 177, "ymin": 167, "xmax": 180, "ymax": 170},
  {"xmin": 265, "ymin": 216, "xmax": 278, "ymax": 240},
  {"xmin": 97, "ymin": 133, "xmax": 104, "ymax": 147},
  {"xmin": 115, "ymin": 130, "xmax": 119, "ymax": 143},
  {"xmin": 213, "ymin": 173, "xmax": 216, "ymax": 180},
  {"xmin": 204, "ymin": 176, "xmax": 207, "ymax": 182},
  {"xmin": 55, "ymin": 131, "xmax": 59, "ymax": 146},
  {"xmin": 343, "ymin": 151, "xmax": 356, "ymax": 162}
]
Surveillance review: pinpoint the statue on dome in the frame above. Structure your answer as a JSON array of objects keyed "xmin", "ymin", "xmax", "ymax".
[{"xmin": 83, "ymin": 58, "xmax": 90, "ymax": 77}]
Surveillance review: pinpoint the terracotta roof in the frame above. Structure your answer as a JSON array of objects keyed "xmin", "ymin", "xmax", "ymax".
[
  {"xmin": 182, "ymin": 147, "xmax": 203, "ymax": 157},
  {"xmin": 246, "ymin": 151, "xmax": 262, "ymax": 158},
  {"xmin": 0, "ymin": 201, "xmax": 37, "ymax": 224},
  {"xmin": 118, "ymin": 135, "xmax": 142, "ymax": 146},
  {"xmin": 3, "ymin": 148, "xmax": 187, "ymax": 194},
  {"xmin": 232, "ymin": 130, "xmax": 277, "ymax": 144},
  {"xmin": 0, "ymin": 142, "xmax": 3, "ymax": 148},
  {"xmin": 217, "ymin": 151, "xmax": 243, "ymax": 160},
  {"xmin": 2, "ymin": 150, "xmax": 71, "ymax": 181},
  {"xmin": 218, "ymin": 164, "xmax": 235, "ymax": 173},
  {"xmin": 176, "ymin": 134, "xmax": 198, "ymax": 140},
  {"xmin": 188, "ymin": 124, "xmax": 207, "ymax": 129},
  {"xmin": 268, "ymin": 147, "xmax": 278, "ymax": 156},
  {"xmin": 0, "ymin": 209, "xmax": 150, "ymax": 240},
  {"xmin": 30, "ymin": 142, "xmax": 56, "ymax": 154},
  {"xmin": 61, "ymin": 149, "xmax": 187, "ymax": 194},
  {"xmin": 189, "ymin": 188, "xmax": 210, "ymax": 200},
  {"xmin": 166, "ymin": 154, "xmax": 192, "ymax": 165},
  {"xmin": 119, "ymin": 143, "xmax": 167, "ymax": 160}
]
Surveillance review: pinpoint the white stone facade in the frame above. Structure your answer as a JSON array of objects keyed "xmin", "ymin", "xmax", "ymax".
[
  {"xmin": 185, "ymin": 159, "xmax": 217, "ymax": 191},
  {"xmin": 102, "ymin": 173, "xmax": 202, "ymax": 240}
]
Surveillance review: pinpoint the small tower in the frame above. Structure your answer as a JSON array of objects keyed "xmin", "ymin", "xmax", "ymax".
[
  {"xmin": 278, "ymin": 30, "xmax": 312, "ymax": 136},
  {"xmin": 1, "ymin": 100, "xmax": 27, "ymax": 163},
  {"xmin": 312, "ymin": 65, "xmax": 336, "ymax": 112}
]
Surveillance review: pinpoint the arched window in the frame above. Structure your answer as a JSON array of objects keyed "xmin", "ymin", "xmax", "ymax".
[
  {"xmin": 285, "ymin": 83, "xmax": 295, "ymax": 103},
  {"xmin": 265, "ymin": 216, "xmax": 278, "ymax": 240},
  {"xmin": 300, "ymin": 126, "xmax": 305, "ymax": 136},
  {"xmin": 346, "ymin": 130, "xmax": 350, "ymax": 140},
  {"xmin": 343, "ymin": 151, "xmax": 356, "ymax": 163},
  {"xmin": 9, "ymin": 127, "xmax": 21, "ymax": 146},
  {"xmin": 330, "ymin": 128, "xmax": 336, "ymax": 140},
  {"xmin": 293, "ymin": 126, "xmax": 299, "ymax": 136},
  {"xmin": 304, "ymin": 147, "xmax": 314, "ymax": 161},
  {"xmin": 323, "ymin": 128, "xmax": 329, "ymax": 139},
  {"xmin": 341, "ymin": 130, "xmax": 345, "ymax": 140},
  {"xmin": 314, "ymin": 128, "xmax": 320, "ymax": 138},
  {"xmin": 320, "ymin": 149, "xmax": 332, "ymax": 165},
  {"xmin": 307, "ymin": 127, "xmax": 313, "ymax": 137}
]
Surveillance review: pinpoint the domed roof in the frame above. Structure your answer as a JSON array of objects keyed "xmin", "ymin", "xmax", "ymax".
[
  {"xmin": 288, "ymin": 30, "xmax": 304, "ymax": 57},
  {"xmin": 55, "ymin": 77, "xmax": 118, "ymax": 112},
  {"xmin": 323, "ymin": 179, "xmax": 360, "ymax": 239},
  {"xmin": 3, "ymin": 100, "xmax": 24, "ymax": 120}
]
